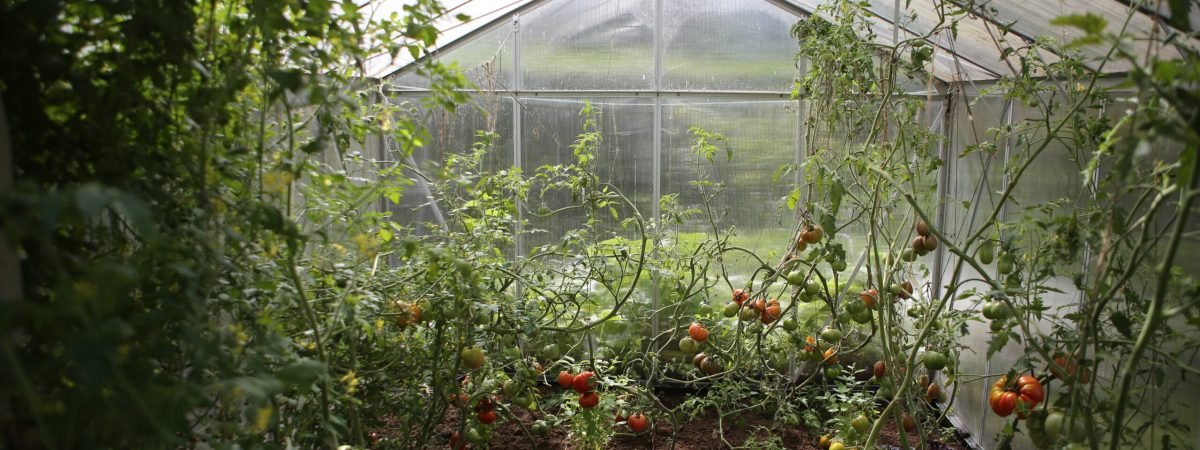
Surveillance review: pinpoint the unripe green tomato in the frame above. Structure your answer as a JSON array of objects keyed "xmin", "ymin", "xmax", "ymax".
[
  {"xmin": 907, "ymin": 305, "xmax": 923, "ymax": 318},
  {"xmin": 831, "ymin": 260, "xmax": 847, "ymax": 272},
  {"xmin": 922, "ymin": 351, "xmax": 948, "ymax": 371},
  {"xmin": 782, "ymin": 318, "xmax": 798, "ymax": 331},
  {"xmin": 852, "ymin": 309, "xmax": 872, "ymax": 324},
  {"xmin": 540, "ymin": 343, "xmax": 561, "ymax": 361},
  {"xmin": 837, "ymin": 313, "xmax": 851, "ymax": 325},
  {"xmin": 981, "ymin": 302, "xmax": 996, "ymax": 319},
  {"xmin": 820, "ymin": 327, "xmax": 843, "ymax": 343},
  {"xmin": 698, "ymin": 303, "xmax": 713, "ymax": 316},
  {"xmin": 739, "ymin": 306, "xmax": 759, "ymax": 321},
  {"xmin": 978, "ymin": 242, "xmax": 994, "ymax": 264},
  {"xmin": 678, "ymin": 336, "xmax": 700, "ymax": 354},
  {"xmin": 787, "ymin": 270, "xmax": 807, "ymax": 285},
  {"xmin": 1044, "ymin": 411, "xmax": 1066, "ymax": 439},
  {"xmin": 805, "ymin": 281, "xmax": 822, "ymax": 296},
  {"xmin": 990, "ymin": 319, "xmax": 1006, "ymax": 332},
  {"xmin": 824, "ymin": 365, "xmax": 842, "ymax": 379},
  {"xmin": 997, "ymin": 253, "xmax": 1014, "ymax": 274},
  {"xmin": 723, "ymin": 302, "xmax": 739, "ymax": 318},
  {"xmin": 901, "ymin": 248, "xmax": 917, "ymax": 262}
]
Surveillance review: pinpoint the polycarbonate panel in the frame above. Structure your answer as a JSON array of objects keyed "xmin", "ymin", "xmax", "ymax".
[
  {"xmin": 365, "ymin": 0, "xmax": 533, "ymax": 78},
  {"xmin": 519, "ymin": 0, "xmax": 655, "ymax": 90},
  {"xmin": 389, "ymin": 95, "xmax": 515, "ymax": 234},
  {"xmin": 519, "ymin": 97, "xmax": 655, "ymax": 251},
  {"xmin": 947, "ymin": 0, "xmax": 1196, "ymax": 74},
  {"xmin": 941, "ymin": 94, "xmax": 1008, "ymax": 445},
  {"xmin": 661, "ymin": 0, "xmax": 803, "ymax": 91},
  {"xmin": 784, "ymin": 0, "xmax": 997, "ymax": 81},
  {"xmin": 661, "ymin": 98, "xmax": 799, "ymax": 278},
  {"xmin": 393, "ymin": 23, "xmax": 515, "ymax": 90}
]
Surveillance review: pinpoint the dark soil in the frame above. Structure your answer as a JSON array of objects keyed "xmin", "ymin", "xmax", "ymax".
[{"xmin": 372, "ymin": 388, "xmax": 969, "ymax": 450}]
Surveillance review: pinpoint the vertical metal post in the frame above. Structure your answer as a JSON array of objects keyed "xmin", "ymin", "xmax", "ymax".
[
  {"xmin": 931, "ymin": 96, "xmax": 950, "ymax": 303},
  {"xmin": 512, "ymin": 13, "xmax": 525, "ymax": 297},
  {"xmin": 649, "ymin": 0, "xmax": 663, "ymax": 339}
]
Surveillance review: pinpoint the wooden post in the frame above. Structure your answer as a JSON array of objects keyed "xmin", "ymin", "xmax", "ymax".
[{"xmin": 0, "ymin": 92, "xmax": 22, "ymax": 302}]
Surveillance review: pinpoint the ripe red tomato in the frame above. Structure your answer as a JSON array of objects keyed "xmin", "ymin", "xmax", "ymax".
[
  {"xmin": 474, "ymin": 396, "xmax": 493, "ymax": 413},
  {"xmin": 395, "ymin": 301, "xmax": 422, "ymax": 328},
  {"xmin": 1017, "ymin": 374, "xmax": 1045, "ymax": 405},
  {"xmin": 578, "ymin": 391, "xmax": 600, "ymax": 409},
  {"xmin": 1051, "ymin": 353, "xmax": 1090, "ymax": 384},
  {"xmin": 627, "ymin": 412, "xmax": 648, "ymax": 432},
  {"xmin": 688, "ymin": 322, "xmax": 709, "ymax": 342},
  {"xmin": 477, "ymin": 410, "xmax": 497, "ymax": 424},
  {"xmin": 859, "ymin": 289, "xmax": 878, "ymax": 308},
  {"xmin": 761, "ymin": 305, "xmax": 781, "ymax": 324},
  {"xmin": 989, "ymin": 389, "xmax": 1017, "ymax": 417},
  {"xmin": 803, "ymin": 225, "xmax": 824, "ymax": 243},
  {"xmin": 557, "ymin": 371, "xmax": 575, "ymax": 389},
  {"xmin": 926, "ymin": 383, "xmax": 940, "ymax": 400},
  {"xmin": 699, "ymin": 357, "xmax": 720, "ymax": 375},
  {"xmin": 572, "ymin": 371, "xmax": 596, "ymax": 393},
  {"xmin": 873, "ymin": 361, "xmax": 886, "ymax": 379},
  {"xmin": 989, "ymin": 374, "xmax": 1044, "ymax": 417},
  {"xmin": 902, "ymin": 413, "xmax": 916, "ymax": 432},
  {"xmin": 692, "ymin": 352, "xmax": 708, "ymax": 368},
  {"xmin": 822, "ymin": 348, "xmax": 838, "ymax": 365},
  {"xmin": 732, "ymin": 289, "xmax": 749, "ymax": 305},
  {"xmin": 751, "ymin": 298, "xmax": 766, "ymax": 313}
]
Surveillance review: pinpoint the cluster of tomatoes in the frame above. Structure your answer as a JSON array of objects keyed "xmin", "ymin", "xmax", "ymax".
[
  {"xmin": 680, "ymin": 322, "xmax": 723, "ymax": 375},
  {"xmin": 720, "ymin": 288, "xmax": 783, "ymax": 325},
  {"xmin": 556, "ymin": 370, "xmax": 600, "ymax": 409},
  {"xmin": 910, "ymin": 220, "xmax": 939, "ymax": 257},
  {"xmin": 554, "ymin": 371, "xmax": 651, "ymax": 433},
  {"xmin": 615, "ymin": 410, "xmax": 650, "ymax": 433},
  {"xmin": 794, "ymin": 224, "xmax": 824, "ymax": 253}
]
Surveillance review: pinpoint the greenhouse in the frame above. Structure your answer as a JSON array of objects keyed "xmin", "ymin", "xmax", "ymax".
[{"xmin": 1, "ymin": 0, "xmax": 1198, "ymax": 449}]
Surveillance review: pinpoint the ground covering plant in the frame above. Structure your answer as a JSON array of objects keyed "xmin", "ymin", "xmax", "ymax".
[{"xmin": 0, "ymin": 0, "xmax": 1197, "ymax": 449}]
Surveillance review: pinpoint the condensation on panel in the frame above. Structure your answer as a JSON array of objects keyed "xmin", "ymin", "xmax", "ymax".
[
  {"xmin": 661, "ymin": 97, "xmax": 799, "ymax": 283},
  {"xmin": 662, "ymin": 0, "xmax": 802, "ymax": 91},
  {"xmin": 519, "ymin": 97, "xmax": 655, "ymax": 251},
  {"xmin": 387, "ymin": 95, "xmax": 515, "ymax": 236},
  {"xmin": 393, "ymin": 24, "xmax": 515, "ymax": 90},
  {"xmin": 519, "ymin": 0, "xmax": 655, "ymax": 90}
]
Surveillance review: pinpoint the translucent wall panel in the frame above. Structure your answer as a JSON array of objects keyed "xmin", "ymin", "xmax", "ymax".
[
  {"xmin": 394, "ymin": 24, "xmax": 514, "ymax": 90},
  {"xmin": 389, "ymin": 95, "xmax": 514, "ymax": 234},
  {"xmin": 661, "ymin": 98, "xmax": 799, "ymax": 284},
  {"xmin": 519, "ymin": 0, "xmax": 655, "ymax": 90},
  {"xmin": 662, "ymin": 0, "xmax": 802, "ymax": 91},
  {"xmin": 941, "ymin": 94, "xmax": 1008, "ymax": 447},
  {"xmin": 519, "ymin": 97, "xmax": 655, "ymax": 251}
]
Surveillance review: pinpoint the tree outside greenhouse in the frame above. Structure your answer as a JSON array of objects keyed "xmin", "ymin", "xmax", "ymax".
[{"xmin": 1, "ymin": 0, "xmax": 1198, "ymax": 449}]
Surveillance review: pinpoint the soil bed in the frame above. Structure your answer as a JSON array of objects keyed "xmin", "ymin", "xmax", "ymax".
[{"xmin": 372, "ymin": 389, "xmax": 969, "ymax": 449}]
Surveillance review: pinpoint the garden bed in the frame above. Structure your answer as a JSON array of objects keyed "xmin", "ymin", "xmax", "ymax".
[{"xmin": 371, "ymin": 388, "xmax": 969, "ymax": 449}]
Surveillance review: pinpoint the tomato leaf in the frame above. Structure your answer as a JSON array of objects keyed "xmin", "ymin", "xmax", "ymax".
[{"xmin": 1111, "ymin": 311, "xmax": 1134, "ymax": 339}]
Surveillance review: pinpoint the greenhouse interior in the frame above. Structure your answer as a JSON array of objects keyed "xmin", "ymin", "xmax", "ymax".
[{"xmin": 1, "ymin": 0, "xmax": 1199, "ymax": 449}]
